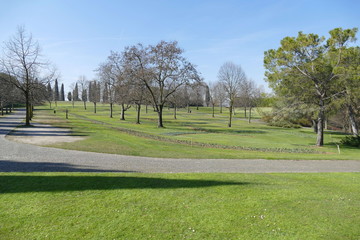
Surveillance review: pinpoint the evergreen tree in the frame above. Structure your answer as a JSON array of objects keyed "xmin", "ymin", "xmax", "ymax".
[
  {"xmin": 54, "ymin": 79, "xmax": 60, "ymax": 101},
  {"xmin": 67, "ymin": 91, "xmax": 72, "ymax": 101},
  {"xmin": 60, "ymin": 83, "xmax": 65, "ymax": 101},
  {"xmin": 74, "ymin": 83, "xmax": 79, "ymax": 101}
]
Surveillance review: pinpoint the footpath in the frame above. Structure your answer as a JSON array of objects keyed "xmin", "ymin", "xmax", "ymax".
[{"xmin": 0, "ymin": 109, "xmax": 359, "ymax": 173}]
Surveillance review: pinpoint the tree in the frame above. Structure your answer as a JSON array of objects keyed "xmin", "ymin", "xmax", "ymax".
[
  {"xmin": 208, "ymin": 81, "xmax": 218, "ymax": 117},
  {"xmin": 213, "ymin": 81, "xmax": 226, "ymax": 114},
  {"xmin": 123, "ymin": 41, "xmax": 201, "ymax": 127},
  {"xmin": 239, "ymin": 78, "xmax": 262, "ymax": 123},
  {"xmin": 67, "ymin": 91, "xmax": 72, "ymax": 101},
  {"xmin": 97, "ymin": 51, "xmax": 125, "ymax": 118},
  {"xmin": 89, "ymin": 80, "xmax": 100, "ymax": 113},
  {"xmin": 264, "ymin": 28, "xmax": 357, "ymax": 146},
  {"xmin": 73, "ymin": 83, "xmax": 79, "ymax": 101},
  {"xmin": 78, "ymin": 75, "xmax": 88, "ymax": 110},
  {"xmin": 0, "ymin": 26, "xmax": 56, "ymax": 125},
  {"xmin": 335, "ymin": 46, "xmax": 360, "ymax": 136},
  {"xmin": 46, "ymin": 82, "xmax": 53, "ymax": 108},
  {"xmin": 54, "ymin": 78, "xmax": 59, "ymax": 103},
  {"xmin": 218, "ymin": 62, "xmax": 246, "ymax": 127},
  {"xmin": 60, "ymin": 83, "xmax": 65, "ymax": 101}
]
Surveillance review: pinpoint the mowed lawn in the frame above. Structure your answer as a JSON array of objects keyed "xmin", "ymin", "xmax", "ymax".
[
  {"xmin": 32, "ymin": 102, "xmax": 360, "ymax": 160},
  {"xmin": 0, "ymin": 172, "xmax": 359, "ymax": 239}
]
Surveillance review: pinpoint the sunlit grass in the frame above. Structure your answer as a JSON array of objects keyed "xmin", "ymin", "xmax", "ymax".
[
  {"xmin": 0, "ymin": 172, "xmax": 359, "ymax": 239},
  {"xmin": 32, "ymin": 101, "xmax": 360, "ymax": 159}
]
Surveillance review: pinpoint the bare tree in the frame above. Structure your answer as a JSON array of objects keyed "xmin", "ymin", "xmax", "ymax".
[
  {"xmin": 78, "ymin": 75, "xmax": 88, "ymax": 110},
  {"xmin": 123, "ymin": 41, "xmax": 201, "ymax": 128},
  {"xmin": 218, "ymin": 62, "xmax": 246, "ymax": 127},
  {"xmin": 97, "ymin": 52, "xmax": 123, "ymax": 118},
  {"xmin": 208, "ymin": 81, "xmax": 218, "ymax": 117},
  {"xmin": 0, "ymin": 26, "xmax": 56, "ymax": 125}
]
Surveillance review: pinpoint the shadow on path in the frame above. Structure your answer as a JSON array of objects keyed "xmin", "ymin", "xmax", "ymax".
[
  {"xmin": 0, "ymin": 174, "xmax": 248, "ymax": 193},
  {"xmin": 0, "ymin": 160, "xmax": 135, "ymax": 173}
]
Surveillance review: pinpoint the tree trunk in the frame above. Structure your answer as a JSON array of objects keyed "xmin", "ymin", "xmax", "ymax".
[
  {"xmin": 157, "ymin": 105, "xmax": 164, "ymax": 128},
  {"xmin": 187, "ymin": 104, "xmax": 190, "ymax": 113},
  {"xmin": 146, "ymin": 104, "xmax": 148, "ymax": 114},
  {"xmin": 72, "ymin": 100, "xmax": 74, "ymax": 108},
  {"xmin": 83, "ymin": 101, "xmax": 87, "ymax": 110},
  {"xmin": 212, "ymin": 104, "xmax": 215, "ymax": 118},
  {"xmin": 316, "ymin": 106, "xmax": 325, "ymax": 146},
  {"xmin": 49, "ymin": 101, "xmax": 52, "ymax": 109},
  {"xmin": 312, "ymin": 120, "xmax": 318, "ymax": 133},
  {"xmin": 121, "ymin": 104, "xmax": 125, "ymax": 120},
  {"xmin": 25, "ymin": 92, "xmax": 31, "ymax": 126},
  {"xmin": 110, "ymin": 102, "xmax": 113, "ymax": 118},
  {"xmin": 93, "ymin": 102, "xmax": 96, "ymax": 113},
  {"xmin": 244, "ymin": 107, "xmax": 247, "ymax": 118},
  {"xmin": 228, "ymin": 102, "xmax": 233, "ymax": 127},
  {"xmin": 248, "ymin": 107, "xmax": 252, "ymax": 123},
  {"xmin": 1, "ymin": 101, "xmax": 3, "ymax": 116},
  {"xmin": 174, "ymin": 105, "xmax": 177, "ymax": 119},
  {"xmin": 136, "ymin": 104, "xmax": 141, "ymax": 124},
  {"xmin": 348, "ymin": 104, "xmax": 359, "ymax": 136},
  {"xmin": 220, "ymin": 103, "xmax": 222, "ymax": 113}
]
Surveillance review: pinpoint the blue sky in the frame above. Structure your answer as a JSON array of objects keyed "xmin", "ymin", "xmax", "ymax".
[{"xmin": 1, "ymin": 0, "xmax": 359, "ymax": 93}]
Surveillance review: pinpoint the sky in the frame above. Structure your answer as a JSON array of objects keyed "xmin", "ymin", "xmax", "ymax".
[{"xmin": 1, "ymin": 0, "xmax": 359, "ymax": 93}]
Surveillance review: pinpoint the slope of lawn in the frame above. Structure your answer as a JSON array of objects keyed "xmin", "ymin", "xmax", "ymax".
[
  {"xmin": 0, "ymin": 172, "xmax": 359, "ymax": 240},
  {"xmin": 30, "ymin": 102, "xmax": 360, "ymax": 160}
]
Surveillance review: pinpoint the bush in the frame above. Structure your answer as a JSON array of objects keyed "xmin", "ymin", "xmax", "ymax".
[
  {"xmin": 340, "ymin": 135, "xmax": 360, "ymax": 148},
  {"xmin": 268, "ymin": 121, "xmax": 301, "ymax": 128}
]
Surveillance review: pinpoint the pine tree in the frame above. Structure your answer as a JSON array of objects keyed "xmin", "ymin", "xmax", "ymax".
[
  {"xmin": 60, "ymin": 83, "xmax": 65, "ymax": 101},
  {"xmin": 54, "ymin": 79, "xmax": 60, "ymax": 101},
  {"xmin": 74, "ymin": 83, "xmax": 79, "ymax": 101}
]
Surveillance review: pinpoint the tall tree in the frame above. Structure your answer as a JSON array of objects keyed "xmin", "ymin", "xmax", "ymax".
[
  {"xmin": 123, "ymin": 41, "xmax": 201, "ymax": 127},
  {"xmin": 54, "ymin": 78, "xmax": 59, "ymax": 102},
  {"xmin": 46, "ymin": 82, "xmax": 53, "ymax": 108},
  {"xmin": 0, "ymin": 26, "xmax": 56, "ymax": 125},
  {"xmin": 89, "ymin": 80, "xmax": 100, "ymax": 113},
  {"xmin": 218, "ymin": 62, "xmax": 246, "ymax": 127},
  {"xmin": 60, "ymin": 83, "xmax": 65, "ymax": 101},
  {"xmin": 67, "ymin": 91, "xmax": 72, "ymax": 101},
  {"xmin": 73, "ymin": 83, "xmax": 79, "ymax": 101},
  {"xmin": 264, "ymin": 28, "xmax": 357, "ymax": 146},
  {"xmin": 78, "ymin": 75, "xmax": 88, "ymax": 110}
]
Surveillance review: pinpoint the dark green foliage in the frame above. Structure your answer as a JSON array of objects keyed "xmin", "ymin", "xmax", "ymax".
[{"xmin": 340, "ymin": 135, "xmax": 360, "ymax": 147}]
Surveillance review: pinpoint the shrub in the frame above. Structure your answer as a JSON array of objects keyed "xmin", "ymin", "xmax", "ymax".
[{"xmin": 340, "ymin": 135, "xmax": 360, "ymax": 148}]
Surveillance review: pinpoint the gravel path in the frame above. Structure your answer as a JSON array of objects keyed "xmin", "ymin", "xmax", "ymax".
[{"xmin": 1, "ymin": 109, "xmax": 359, "ymax": 173}]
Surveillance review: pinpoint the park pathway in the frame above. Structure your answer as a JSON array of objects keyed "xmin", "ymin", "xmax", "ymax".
[{"xmin": 0, "ymin": 109, "xmax": 359, "ymax": 173}]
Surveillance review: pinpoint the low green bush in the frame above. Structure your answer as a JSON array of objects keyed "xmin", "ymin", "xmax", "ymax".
[{"xmin": 340, "ymin": 135, "xmax": 360, "ymax": 147}]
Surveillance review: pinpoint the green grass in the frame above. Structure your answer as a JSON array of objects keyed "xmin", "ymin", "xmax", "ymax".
[
  {"xmin": 0, "ymin": 172, "xmax": 359, "ymax": 239},
  {"xmin": 30, "ymin": 101, "xmax": 360, "ymax": 159}
]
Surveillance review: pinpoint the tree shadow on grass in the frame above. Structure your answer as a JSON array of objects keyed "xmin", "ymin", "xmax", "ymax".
[
  {"xmin": 0, "ymin": 160, "xmax": 134, "ymax": 173},
  {"xmin": 0, "ymin": 174, "xmax": 249, "ymax": 194}
]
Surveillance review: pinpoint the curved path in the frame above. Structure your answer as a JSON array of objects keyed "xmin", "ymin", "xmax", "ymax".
[{"xmin": 0, "ymin": 109, "xmax": 359, "ymax": 173}]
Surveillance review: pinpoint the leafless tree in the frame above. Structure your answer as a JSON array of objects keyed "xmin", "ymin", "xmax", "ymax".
[
  {"xmin": 218, "ymin": 62, "xmax": 246, "ymax": 127},
  {"xmin": 123, "ymin": 41, "xmax": 201, "ymax": 127},
  {"xmin": 78, "ymin": 75, "xmax": 88, "ymax": 110},
  {"xmin": 208, "ymin": 81, "xmax": 218, "ymax": 117},
  {"xmin": 0, "ymin": 26, "xmax": 57, "ymax": 125}
]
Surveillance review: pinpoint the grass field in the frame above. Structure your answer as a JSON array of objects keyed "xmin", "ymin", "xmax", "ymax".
[
  {"xmin": 32, "ymin": 101, "xmax": 360, "ymax": 160},
  {"xmin": 0, "ymin": 172, "xmax": 359, "ymax": 239}
]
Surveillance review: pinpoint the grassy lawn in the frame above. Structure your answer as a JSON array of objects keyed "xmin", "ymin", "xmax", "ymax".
[
  {"xmin": 30, "ymin": 102, "xmax": 360, "ymax": 160},
  {"xmin": 0, "ymin": 172, "xmax": 358, "ymax": 239}
]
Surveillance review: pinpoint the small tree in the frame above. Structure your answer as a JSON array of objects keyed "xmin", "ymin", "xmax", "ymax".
[{"xmin": 218, "ymin": 62, "xmax": 246, "ymax": 127}]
